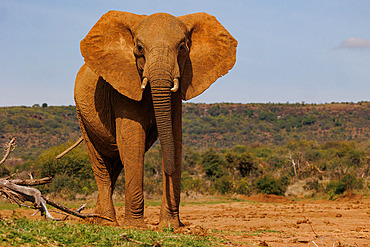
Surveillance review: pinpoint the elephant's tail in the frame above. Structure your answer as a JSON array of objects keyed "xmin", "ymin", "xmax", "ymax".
[{"xmin": 55, "ymin": 136, "xmax": 84, "ymax": 159}]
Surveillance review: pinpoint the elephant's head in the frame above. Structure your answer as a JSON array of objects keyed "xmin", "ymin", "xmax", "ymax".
[{"xmin": 80, "ymin": 11, "xmax": 237, "ymax": 175}]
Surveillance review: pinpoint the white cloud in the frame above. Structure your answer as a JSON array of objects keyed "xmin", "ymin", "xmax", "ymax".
[{"xmin": 337, "ymin": 37, "xmax": 370, "ymax": 49}]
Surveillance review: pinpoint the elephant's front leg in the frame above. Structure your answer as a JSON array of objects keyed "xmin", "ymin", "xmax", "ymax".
[
  {"xmin": 159, "ymin": 93, "xmax": 184, "ymax": 228},
  {"xmin": 116, "ymin": 119, "xmax": 147, "ymax": 228}
]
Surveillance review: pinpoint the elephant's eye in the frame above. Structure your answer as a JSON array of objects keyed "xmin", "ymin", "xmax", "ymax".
[
  {"xmin": 179, "ymin": 43, "xmax": 188, "ymax": 54},
  {"xmin": 136, "ymin": 44, "xmax": 144, "ymax": 54}
]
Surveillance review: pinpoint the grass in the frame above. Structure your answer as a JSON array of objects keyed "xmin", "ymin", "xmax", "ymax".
[
  {"xmin": 0, "ymin": 216, "xmax": 220, "ymax": 246},
  {"xmin": 0, "ymin": 201, "xmax": 20, "ymax": 210},
  {"xmin": 0, "ymin": 196, "xmax": 245, "ymax": 246}
]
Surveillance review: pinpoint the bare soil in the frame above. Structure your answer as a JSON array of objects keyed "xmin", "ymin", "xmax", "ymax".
[{"xmin": 1, "ymin": 194, "xmax": 369, "ymax": 246}]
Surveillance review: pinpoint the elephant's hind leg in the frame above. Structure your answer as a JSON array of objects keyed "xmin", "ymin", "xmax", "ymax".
[{"xmin": 82, "ymin": 133, "xmax": 123, "ymax": 225}]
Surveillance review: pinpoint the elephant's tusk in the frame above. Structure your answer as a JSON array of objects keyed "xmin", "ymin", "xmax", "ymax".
[
  {"xmin": 171, "ymin": 78, "xmax": 179, "ymax": 92},
  {"xmin": 141, "ymin": 77, "xmax": 148, "ymax": 90}
]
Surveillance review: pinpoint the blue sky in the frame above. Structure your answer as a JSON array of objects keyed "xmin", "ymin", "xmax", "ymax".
[{"xmin": 1, "ymin": 0, "xmax": 369, "ymax": 106}]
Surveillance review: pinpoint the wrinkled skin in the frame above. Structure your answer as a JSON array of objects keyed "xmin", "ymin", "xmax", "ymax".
[{"xmin": 74, "ymin": 11, "xmax": 237, "ymax": 228}]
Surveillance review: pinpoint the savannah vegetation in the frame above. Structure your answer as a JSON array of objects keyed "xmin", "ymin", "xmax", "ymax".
[
  {"xmin": 0, "ymin": 215, "xmax": 218, "ymax": 246},
  {"xmin": 0, "ymin": 102, "xmax": 369, "ymax": 246},
  {"xmin": 1, "ymin": 102, "xmax": 368, "ymax": 199}
]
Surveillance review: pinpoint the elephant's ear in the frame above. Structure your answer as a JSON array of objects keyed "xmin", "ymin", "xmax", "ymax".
[
  {"xmin": 81, "ymin": 11, "xmax": 146, "ymax": 101},
  {"xmin": 178, "ymin": 13, "xmax": 237, "ymax": 101}
]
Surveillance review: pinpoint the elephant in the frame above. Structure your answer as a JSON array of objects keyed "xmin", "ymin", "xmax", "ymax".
[{"xmin": 74, "ymin": 10, "xmax": 237, "ymax": 228}]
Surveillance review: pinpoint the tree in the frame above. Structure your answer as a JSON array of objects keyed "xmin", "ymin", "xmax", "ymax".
[
  {"xmin": 225, "ymin": 150, "xmax": 256, "ymax": 177},
  {"xmin": 201, "ymin": 148, "xmax": 226, "ymax": 179},
  {"xmin": 182, "ymin": 147, "xmax": 201, "ymax": 175}
]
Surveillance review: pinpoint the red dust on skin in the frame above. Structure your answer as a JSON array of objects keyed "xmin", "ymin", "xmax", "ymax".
[{"xmin": 2, "ymin": 195, "xmax": 369, "ymax": 247}]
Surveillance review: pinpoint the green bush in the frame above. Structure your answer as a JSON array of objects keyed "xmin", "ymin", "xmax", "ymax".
[
  {"xmin": 325, "ymin": 173, "xmax": 362, "ymax": 195},
  {"xmin": 214, "ymin": 175, "xmax": 233, "ymax": 195},
  {"xmin": 201, "ymin": 148, "xmax": 226, "ymax": 179},
  {"xmin": 0, "ymin": 166, "xmax": 10, "ymax": 177},
  {"xmin": 256, "ymin": 175, "xmax": 286, "ymax": 195},
  {"xmin": 33, "ymin": 142, "xmax": 96, "ymax": 197},
  {"xmin": 35, "ymin": 142, "xmax": 92, "ymax": 179},
  {"xmin": 326, "ymin": 180, "xmax": 346, "ymax": 195},
  {"xmin": 181, "ymin": 171, "xmax": 207, "ymax": 193},
  {"xmin": 305, "ymin": 179, "xmax": 322, "ymax": 192},
  {"xmin": 224, "ymin": 150, "xmax": 256, "ymax": 177},
  {"xmin": 234, "ymin": 178, "xmax": 251, "ymax": 195},
  {"xmin": 182, "ymin": 147, "xmax": 201, "ymax": 175}
]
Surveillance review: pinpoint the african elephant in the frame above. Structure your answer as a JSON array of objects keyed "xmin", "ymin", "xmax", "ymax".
[{"xmin": 74, "ymin": 10, "xmax": 237, "ymax": 228}]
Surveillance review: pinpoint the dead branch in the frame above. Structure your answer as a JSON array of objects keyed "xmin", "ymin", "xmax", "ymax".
[
  {"xmin": 149, "ymin": 235, "xmax": 163, "ymax": 247},
  {"xmin": 2, "ymin": 173, "xmax": 16, "ymax": 180},
  {"xmin": 0, "ymin": 137, "xmax": 112, "ymax": 222},
  {"xmin": 62, "ymin": 202, "xmax": 89, "ymax": 220},
  {"xmin": 8, "ymin": 176, "xmax": 52, "ymax": 186},
  {"xmin": 44, "ymin": 197, "xmax": 113, "ymax": 221},
  {"xmin": 0, "ymin": 178, "xmax": 55, "ymax": 219},
  {"xmin": 0, "ymin": 178, "xmax": 113, "ymax": 221},
  {"xmin": 0, "ymin": 186, "xmax": 30, "ymax": 208},
  {"xmin": 0, "ymin": 137, "xmax": 16, "ymax": 165},
  {"xmin": 55, "ymin": 136, "xmax": 84, "ymax": 159},
  {"xmin": 308, "ymin": 221, "xmax": 319, "ymax": 238},
  {"xmin": 315, "ymin": 167, "xmax": 324, "ymax": 174},
  {"xmin": 288, "ymin": 151, "xmax": 297, "ymax": 176}
]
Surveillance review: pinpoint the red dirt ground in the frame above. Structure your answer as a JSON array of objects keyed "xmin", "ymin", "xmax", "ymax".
[{"xmin": 1, "ymin": 194, "xmax": 369, "ymax": 246}]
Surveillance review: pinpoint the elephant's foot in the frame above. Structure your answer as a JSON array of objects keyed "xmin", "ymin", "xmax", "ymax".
[
  {"xmin": 159, "ymin": 211, "xmax": 184, "ymax": 229},
  {"xmin": 123, "ymin": 217, "xmax": 148, "ymax": 229},
  {"xmin": 95, "ymin": 215, "xmax": 118, "ymax": 226},
  {"xmin": 94, "ymin": 205, "xmax": 118, "ymax": 226}
]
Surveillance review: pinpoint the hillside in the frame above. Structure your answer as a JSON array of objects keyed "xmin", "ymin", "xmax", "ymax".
[
  {"xmin": 182, "ymin": 102, "xmax": 369, "ymax": 149},
  {"xmin": 0, "ymin": 102, "xmax": 369, "ymax": 160},
  {"xmin": 0, "ymin": 105, "xmax": 80, "ymax": 159}
]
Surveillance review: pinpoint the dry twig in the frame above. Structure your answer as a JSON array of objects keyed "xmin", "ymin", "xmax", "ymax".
[
  {"xmin": 44, "ymin": 198, "xmax": 113, "ymax": 221},
  {"xmin": 121, "ymin": 234, "xmax": 162, "ymax": 247},
  {"xmin": 55, "ymin": 136, "xmax": 84, "ymax": 159},
  {"xmin": 0, "ymin": 137, "xmax": 16, "ymax": 165}
]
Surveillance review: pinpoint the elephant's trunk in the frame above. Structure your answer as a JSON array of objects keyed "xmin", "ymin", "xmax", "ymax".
[{"xmin": 147, "ymin": 46, "xmax": 177, "ymax": 175}]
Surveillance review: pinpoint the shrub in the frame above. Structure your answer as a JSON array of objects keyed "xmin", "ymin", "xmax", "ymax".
[
  {"xmin": 0, "ymin": 166, "xmax": 10, "ymax": 177},
  {"xmin": 201, "ymin": 148, "xmax": 226, "ymax": 179},
  {"xmin": 224, "ymin": 151, "xmax": 256, "ymax": 177},
  {"xmin": 35, "ymin": 142, "xmax": 92, "ymax": 179},
  {"xmin": 326, "ymin": 180, "xmax": 346, "ymax": 195},
  {"xmin": 305, "ymin": 179, "xmax": 322, "ymax": 192},
  {"xmin": 258, "ymin": 111, "xmax": 275, "ymax": 121},
  {"xmin": 182, "ymin": 147, "xmax": 201, "ymax": 175},
  {"xmin": 214, "ymin": 175, "xmax": 233, "ymax": 195},
  {"xmin": 325, "ymin": 173, "xmax": 362, "ymax": 195},
  {"xmin": 234, "ymin": 178, "xmax": 251, "ymax": 195},
  {"xmin": 256, "ymin": 175, "xmax": 286, "ymax": 195},
  {"xmin": 34, "ymin": 142, "xmax": 96, "ymax": 196},
  {"xmin": 302, "ymin": 116, "xmax": 315, "ymax": 125},
  {"xmin": 181, "ymin": 171, "xmax": 207, "ymax": 193}
]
